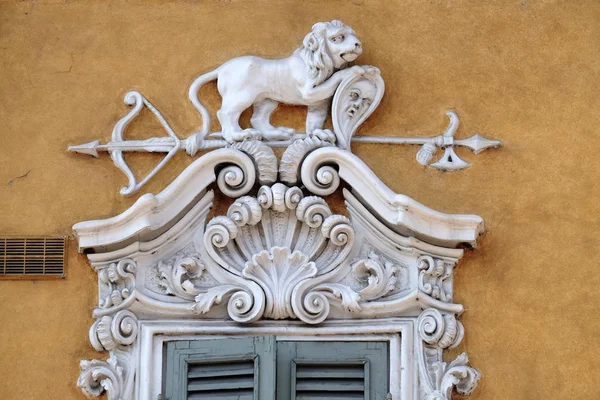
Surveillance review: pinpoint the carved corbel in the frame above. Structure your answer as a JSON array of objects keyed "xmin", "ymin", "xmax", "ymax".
[
  {"xmin": 424, "ymin": 354, "xmax": 481, "ymax": 400},
  {"xmin": 417, "ymin": 256, "xmax": 454, "ymax": 303},
  {"xmin": 81, "ymin": 305, "xmax": 139, "ymax": 400},
  {"xmin": 96, "ymin": 259, "xmax": 137, "ymax": 317},
  {"xmin": 89, "ymin": 310, "xmax": 139, "ymax": 352},
  {"xmin": 83, "ymin": 259, "xmax": 140, "ymax": 400},
  {"xmin": 78, "ymin": 348, "xmax": 135, "ymax": 400},
  {"xmin": 417, "ymin": 308, "xmax": 480, "ymax": 400}
]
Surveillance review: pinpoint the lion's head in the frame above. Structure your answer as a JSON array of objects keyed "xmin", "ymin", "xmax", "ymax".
[{"xmin": 296, "ymin": 20, "xmax": 362, "ymax": 87}]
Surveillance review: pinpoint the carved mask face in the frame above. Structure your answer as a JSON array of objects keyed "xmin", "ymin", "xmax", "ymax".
[
  {"xmin": 326, "ymin": 26, "xmax": 363, "ymax": 68},
  {"xmin": 344, "ymin": 79, "xmax": 376, "ymax": 120}
]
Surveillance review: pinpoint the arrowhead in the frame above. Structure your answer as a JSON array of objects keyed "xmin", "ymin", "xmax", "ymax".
[
  {"xmin": 68, "ymin": 140, "xmax": 100, "ymax": 157},
  {"xmin": 456, "ymin": 134, "xmax": 502, "ymax": 154}
]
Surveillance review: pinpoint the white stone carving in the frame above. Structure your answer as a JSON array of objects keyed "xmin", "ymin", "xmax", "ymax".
[
  {"xmin": 157, "ymin": 255, "xmax": 203, "ymax": 301},
  {"xmin": 418, "ymin": 256, "xmax": 455, "ymax": 303},
  {"xmin": 78, "ymin": 348, "xmax": 136, "ymax": 400},
  {"xmin": 187, "ymin": 20, "xmax": 363, "ymax": 145},
  {"xmin": 332, "ymin": 65, "xmax": 385, "ymax": 149},
  {"xmin": 70, "ymin": 19, "xmax": 493, "ymax": 400},
  {"xmin": 73, "ymin": 142, "xmax": 485, "ymax": 399},
  {"xmin": 68, "ymin": 20, "xmax": 501, "ymax": 196},
  {"xmin": 300, "ymin": 149, "xmax": 484, "ymax": 248},
  {"xmin": 89, "ymin": 310, "xmax": 138, "ymax": 352},
  {"xmin": 184, "ymin": 183, "xmax": 360, "ymax": 324},
  {"xmin": 352, "ymin": 251, "xmax": 400, "ymax": 301},
  {"xmin": 417, "ymin": 309, "xmax": 480, "ymax": 400},
  {"xmin": 97, "ymin": 260, "xmax": 136, "ymax": 314}
]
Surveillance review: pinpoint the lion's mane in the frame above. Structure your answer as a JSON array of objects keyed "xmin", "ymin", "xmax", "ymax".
[{"xmin": 295, "ymin": 20, "xmax": 353, "ymax": 87}]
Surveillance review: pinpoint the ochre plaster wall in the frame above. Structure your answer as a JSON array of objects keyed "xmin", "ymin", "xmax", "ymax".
[{"xmin": 1, "ymin": 1, "xmax": 599, "ymax": 398}]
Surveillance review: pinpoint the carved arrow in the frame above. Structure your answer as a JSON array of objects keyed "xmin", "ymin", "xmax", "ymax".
[{"xmin": 69, "ymin": 91, "xmax": 501, "ymax": 195}]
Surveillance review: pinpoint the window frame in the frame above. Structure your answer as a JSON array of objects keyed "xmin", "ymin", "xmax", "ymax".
[{"xmin": 139, "ymin": 318, "xmax": 414, "ymax": 400}]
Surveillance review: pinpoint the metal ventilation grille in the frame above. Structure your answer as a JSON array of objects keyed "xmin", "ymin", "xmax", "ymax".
[
  {"xmin": 293, "ymin": 361, "xmax": 367, "ymax": 400},
  {"xmin": 0, "ymin": 237, "xmax": 66, "ymax": 278}
]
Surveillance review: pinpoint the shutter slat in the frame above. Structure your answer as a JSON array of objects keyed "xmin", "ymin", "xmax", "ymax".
[
  {"xmin": 297, "ymin": 394, "xmax": 365, "ymax": 400},
  {"xmin": 164, "ymin": 336, "xmax": 276, "ymax": 400},
  {"xmin": 188, "ymin": 376, "xmax": 255, "ymax": 392},
  {"xmin": 296, "ymin": 365, "xmax": 365, "ymax": 378},
  {"xmin": 188, "ymin": 391, "xmax": 254, "ymax": 400},
  {"xmin": 295, "ymin": 362, "xmax": 366, "ymax": 398},
  {"xmin": 277, "ymin": 341, "xmax": 389, "ymax": 400},
  {"xmin": 296, "ymin": 378, "xmax": 365, "ymax": 391},
  {"xmin": 187, "ymin": 359, "xmax": 255, "ymax": 393},
  {"xmin": 188, "ymin": 363, "xmax": 255, "ymax": 378}
]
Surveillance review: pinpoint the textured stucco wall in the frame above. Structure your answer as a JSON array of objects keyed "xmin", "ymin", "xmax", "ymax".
[{"xmin": 0, "ymin": 0, "xmax": 599, "ymax": 398}]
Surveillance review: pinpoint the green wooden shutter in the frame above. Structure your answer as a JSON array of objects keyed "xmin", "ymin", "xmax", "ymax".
[
  {"xmin": 163, "ymin": 336, "xmax": 276, "ymax": 400},
  {"xmin": 276, "ymin": 341, "xmax": 389, "ymax": 400}
]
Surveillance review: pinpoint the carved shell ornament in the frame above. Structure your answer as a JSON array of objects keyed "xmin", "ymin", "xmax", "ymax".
[
  {"xmin": 71, "ymin": 20, "xmax": 492, "ymax": 400},
  {"xmin": 170, "ymin": 183, "xmax": 370, "ymax": 324}
]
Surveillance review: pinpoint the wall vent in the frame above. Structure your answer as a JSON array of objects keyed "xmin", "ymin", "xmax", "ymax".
[{"xmin": 0, "ymin": 237, "xmax": 67, "ymax": 279}]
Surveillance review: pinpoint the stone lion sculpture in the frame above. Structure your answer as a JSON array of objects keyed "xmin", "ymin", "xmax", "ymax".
[{"xmin": 187, "ymin": 20, "xmax": 364, "ymax": 146}]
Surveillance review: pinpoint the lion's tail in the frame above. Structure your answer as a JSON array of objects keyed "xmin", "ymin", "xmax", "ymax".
[{"xmin": 188, "ymin": 68, "xmax": 220, "ymax": 139}]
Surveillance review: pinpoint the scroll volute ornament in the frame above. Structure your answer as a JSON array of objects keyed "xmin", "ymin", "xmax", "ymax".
[{"xmin": 193, "ymin": 183, "xmax": 357, "ymax": 324}]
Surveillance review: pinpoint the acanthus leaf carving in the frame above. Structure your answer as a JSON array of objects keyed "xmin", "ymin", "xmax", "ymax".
[
  {"xmin": 97, "ymin": 259, "xmax": 136, "ymax": 316},
  {"xmin": 280, "ymin": 135, "xmax": 335, "ymax": 185},
  {"xmin": 425, "ymin": 353, "xmax": 481, "ymax": 400},
  {"xmin": 293, "ymin": 281, "xmax": 363, "ymax": 325},
  {"xmin": 352, "ymin": 251, "xmax": 399, "ymax": 301},
  {"xmin": 417, "ymin": 308, "xmax": 479, "ymax": 399},
  {"xmin": 228, "ymin": 139, "xmax": 278, "ymax": 185},
  {"xmin": 157, "ymin": 255, "xmax": 204, "ymax": 300},
  {"xmin": 191, "ymin": 284, "xmax": 248, "ymax": 315},
  {"xmin": 78, "ymin": 348, "xmax": 135, "ymax": 400},
  {"xmin": 90, "ymin": 310, "xmax": 139, "ymax": 352},
  {"xmin": 243, "ymin": 247, "xmax": 317, "ymax": 320},
  {"xmin": 78, "ymin": 357, "xmax": 124, "ymax": 400},
  {"xmin": 418, "ymin": 256, "xmax": 454, "ymax": 303}
]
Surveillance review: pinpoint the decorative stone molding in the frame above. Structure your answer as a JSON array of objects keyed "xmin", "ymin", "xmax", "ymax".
[
  {"xmin": 418, "ymin": 256, "xmax": 455, "ymax": 303},
  {"xmin": 89, "ymin": 310, "xmax": 138, "ymax": 352},
  {"xmin": 74, "ymin": 139, "xmax": 484, "ymax": 398},
  {"xmin": 417, "ymin": 309, "xmax": 480, "ymax": 400},
  {"xmin": 71, "ymin": 19, "xmax": 493, "ymax": 400},
  {"xmin": 78, "ymin": 348, "xmax": 136, "ymax": 400},
  {"xmin": 97, "ymin": 260, "xmax": 136, "ymax": 315}
]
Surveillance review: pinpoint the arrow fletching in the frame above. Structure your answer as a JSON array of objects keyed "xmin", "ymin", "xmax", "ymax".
[{"xmin": 68, "ymin": 140, "xmax": 100, "ymax": 157}]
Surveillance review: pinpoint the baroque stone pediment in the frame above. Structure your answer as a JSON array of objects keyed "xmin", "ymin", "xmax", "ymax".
[
  {"xmin": 75, "ymin": 144, "xmax": 482, "ymax": 400},
  {"xmin": 71, "ymin": 19, "xmax": 491, "ymax": 400}
]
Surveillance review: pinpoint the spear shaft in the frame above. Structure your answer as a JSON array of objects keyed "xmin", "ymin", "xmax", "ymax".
[
  {"xmin": 69, "ymin": 128, "xmax": 500, "ymax": 157},
  {"xmin": 69, "ymin": 133, "xmax": 444, "ymax": 157}
]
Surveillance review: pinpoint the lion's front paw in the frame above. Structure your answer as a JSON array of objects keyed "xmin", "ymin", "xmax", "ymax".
[
  {"xmin": 362, "ymin": 65, "xmax": 380, "ymax": 76},
  {"xmin": 348, "ymin": 65, "xmax": 366, "ymax": 76},
  {"xmin": 261, "ymin": 126, "xmax": 295, "ymax": 141},
  {"xmin": 308, "ymin": 129, "xmax": 337, "ymax": 144},
  {"xmin": 222, "ymin": 128, "xmax": 263, "ymax": 143}
]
